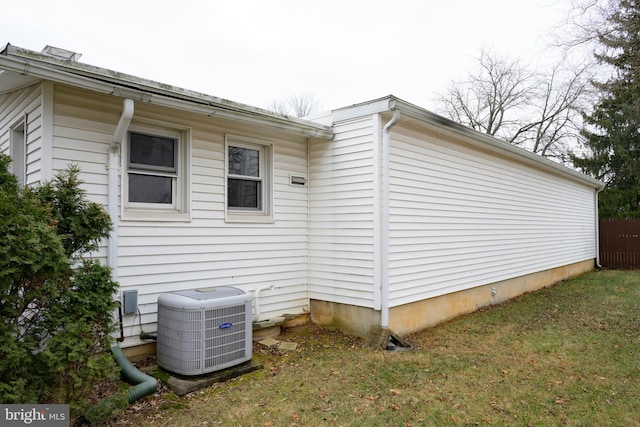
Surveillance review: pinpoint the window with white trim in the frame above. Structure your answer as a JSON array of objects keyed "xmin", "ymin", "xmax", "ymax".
[
  {"xmin": 123, "ymin": 125, "xmax": 190, "ymax": 221},
  {"xmin": 225, "ymin": 135, "xmax": 273, "ymax": 222},
  {"xmin": 10, "ymin": 117, "xmax": 26, "ymax": 187}
]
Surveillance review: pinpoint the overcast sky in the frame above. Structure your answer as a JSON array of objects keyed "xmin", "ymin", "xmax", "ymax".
[{"xmin": 3, "ymin": 0, "xmax": 576, "ymax": 112}]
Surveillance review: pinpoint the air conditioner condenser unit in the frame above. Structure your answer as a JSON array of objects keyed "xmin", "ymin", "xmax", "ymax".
[{"xmin": 157, "ymin": 287, "xmax": 252, "ymax": 376}]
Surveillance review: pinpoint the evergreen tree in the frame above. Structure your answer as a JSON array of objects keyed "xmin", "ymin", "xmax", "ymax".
[
  {"xmin": 572, "ymin": 0, "xmax": 640, "ymax": 217},
  {"xmin": 0, "ymin": 155, "xmax": 120, "ymax": 415}
]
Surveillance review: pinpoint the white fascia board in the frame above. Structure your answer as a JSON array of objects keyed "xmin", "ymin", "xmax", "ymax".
[
  {"xmin": 0, "ymin": 48, "xmax": 333, "ymax": 140},
  {"xmin": 331, "ymin": 95, "xmax": 604, "ymax": 190},
  {"xmin": 331, "ymin": 97, "xmax": 395, "ymax": 123}
]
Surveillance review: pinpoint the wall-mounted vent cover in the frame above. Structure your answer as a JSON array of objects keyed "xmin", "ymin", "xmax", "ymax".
[
  {"xmin": 157, "ymin": 287, "xmax": 252, "ymax": 376},
  {"xmin": 290, "ymin": 175, "xmax": 307, "ymax": 186}
]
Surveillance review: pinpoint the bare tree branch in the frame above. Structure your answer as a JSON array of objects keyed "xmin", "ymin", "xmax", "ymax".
[
  {"xmin": 266, "ymin": 92, "xmax": 322, "ymax": 118},
  {"xmin": 266, "ymin": 99, "xmax": 290, "ymax": 116},
  {"xmin": 437, "ymin": 48, "xmax": 535, "ymax": 138},
  {"xmin": 554, "ymin": 0, "xmax": 618, "ymax": 49},
  {"xmin": 436, "ymin": 48, "xmax": 593, "ymax": 164},
  {"xmin": 288, "ymin": 92, "xmax": 322, "ymax": 118}
]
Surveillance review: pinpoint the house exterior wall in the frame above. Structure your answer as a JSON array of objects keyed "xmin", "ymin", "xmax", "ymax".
[
  {"xmin": 310, "ymin": 110, "xmax": 598, "ymax": 339},
  {"xmin": 389, "ymin": 259, "xmax": 594, "ymax": 336},
  {"xmin": 2, "ymin": 67, "xmax": 600, "ymax": 347},
  {"xmin": 0, "ymin": 83, "xmax": 46, "ymax": 185},
  {"xmin": 311, "ymin": 259, "xmax": 594, "ymax": 338},
  {"xmin": 308, "ymin": 115, "xmax": 380, "ymax": 309},
  {"xmin": 52, "ymin": 85, "xmax": 313, "ymax": 346},
  {"xmin": 387, "ymin": 123, "xmax": 598, "ymax": 307}
]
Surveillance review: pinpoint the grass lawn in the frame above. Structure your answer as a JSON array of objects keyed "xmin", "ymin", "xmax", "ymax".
[{"xmin": 112, "ymin": 270, "xmax": 640, "ymax": 426}]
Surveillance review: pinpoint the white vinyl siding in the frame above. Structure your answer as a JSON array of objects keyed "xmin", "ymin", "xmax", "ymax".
[
  {"xmin": 28, "ymin": 82, "xmax": 600, "ymax": 343},
  {"xmin": 52, "ymin": 85, "xmax": 311, "ymax": 343},
  {"xmin": 310, "ymin": 111, "xmax": 597, "ymax": 313},
  {"xmin": 308, "ymin": 116, "xmax": 379, "ymax": 308},
  {"xmin": 387, "ymin": 125, "xmax": 596, "ymax": 307},
  {"xmin": 0, "ymin": 83, "xmax": 45, "ymax": 186},
  {"xmin": 53, "ymin": 87, "xmax": 119, "ymax": 207}
]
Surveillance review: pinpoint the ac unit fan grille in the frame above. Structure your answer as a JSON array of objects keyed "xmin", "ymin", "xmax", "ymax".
[
  {"xmin": 203, "ymin": 305, "xmax": 247, "ymax": 369},
  {"xmin": 157, "ymin": 307, "xmax": 204, "ymax": 374}
]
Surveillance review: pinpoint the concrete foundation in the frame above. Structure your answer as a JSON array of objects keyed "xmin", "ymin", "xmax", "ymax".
[
  {"xmin": 310, "ymin": 300, "xmax": 381, "ymax": 339},
  {"xmin": 311, "ymin": 260, "xmax": 595, "ymax": 339}
]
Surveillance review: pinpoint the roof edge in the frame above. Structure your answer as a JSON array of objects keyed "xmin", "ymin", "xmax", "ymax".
[
  {"xmin": 0, "ymin": 44, "xmax": 333, "ymax": 139},
  {"xmin": 333, "ymin": 95, "xmax": 604, "ymax": 189}
]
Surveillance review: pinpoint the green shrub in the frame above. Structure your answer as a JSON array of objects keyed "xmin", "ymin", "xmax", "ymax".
[{"xmin": 0, "ymin": 154, "xmax": 119, "ymax": 415}]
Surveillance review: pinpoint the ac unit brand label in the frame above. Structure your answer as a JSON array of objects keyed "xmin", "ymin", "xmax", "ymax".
[{"xmin": 218, "ymin": 322, "xmax": 233, "ymax": 329}]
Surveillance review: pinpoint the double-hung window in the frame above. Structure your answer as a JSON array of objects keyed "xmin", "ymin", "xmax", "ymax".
[
  {"xmin": 225, "ymin": 135, "xmax": 273, "ymax": 222},
  {"xmin": 124, "ymin": 126, "xmax": 190, "ymax": 221},
  {"xmin": 128, "ymin": 131, "xmax": 176, "ymax": 204}
]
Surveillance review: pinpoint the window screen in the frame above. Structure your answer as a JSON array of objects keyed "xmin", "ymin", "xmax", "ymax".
[
  {"xmin": 227, "ymin": 145, "xmax": 262, "ymax": 210},
  {"xmin": 128, "ymin": 132, "xmax": 177, "ymax": 205}
]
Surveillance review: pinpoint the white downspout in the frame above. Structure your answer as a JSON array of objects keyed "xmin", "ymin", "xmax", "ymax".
[
  {"xmin": 595, "ymin": 188, "xmax": 603, "ymax": 268},
  {"xmin": 380, "ymin": 104, "xmax": 400, "ymax": 329},
  {"xmin": 109, "ymin": 99, "xmax": 134, "ymax": 280}
]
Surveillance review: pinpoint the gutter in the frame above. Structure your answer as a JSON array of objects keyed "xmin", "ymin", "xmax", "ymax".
[
  {"xmin": 0, "ymin": 45, "xmax": 333, "ymax": 140},
  {"xmin": 334, "ymin": 96, "xmax": 603, "ymax": 190},
  {"xmin": 108, "ymin": 98, "xmax": 134, "ymax": 278},
  {"xmin": 380, "ymin": 102, "xmax": 400, "ymax": 329}
]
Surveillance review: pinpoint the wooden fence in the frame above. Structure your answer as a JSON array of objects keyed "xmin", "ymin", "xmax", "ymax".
[{"xmin": 599, "ymin": 219, "xmax": 640, "ymax": 269}]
